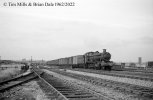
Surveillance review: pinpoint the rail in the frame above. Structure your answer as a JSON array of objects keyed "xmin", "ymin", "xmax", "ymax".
[
  {"xmin": 31, "ymin": 68, "xmax": 69, "ymax": 100},
  {"xmin": 0, "ymin": 71, "xmax": 37, "ymax": 92}
]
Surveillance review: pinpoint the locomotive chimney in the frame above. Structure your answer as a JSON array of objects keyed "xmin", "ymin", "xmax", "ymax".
[{"xmin": 103, "ymin": 49, "xmax": 106, "ymax": 53}]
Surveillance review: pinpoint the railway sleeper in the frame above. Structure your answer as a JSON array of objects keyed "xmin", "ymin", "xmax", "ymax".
[
  {"xmin": 54, "ymin": 86, "xmax": 70, "ymax": 88},
  {"xmin": 66, "ymin": 94, "xmax": 93, "ymax": 98},
  {"xmin": 64, "ymin": 92, "xmax": 91, "ymax": 96},
  {"xmin": 57, "ymin": 88, "xmax": 74, "ymax": 91},
  {"xmin": 69, "ymin": 97, "xmax": 98, "ymax": 100},
  {"xmin": 61, "ymin": 92, "xmax": 76, "ymax": 95}
]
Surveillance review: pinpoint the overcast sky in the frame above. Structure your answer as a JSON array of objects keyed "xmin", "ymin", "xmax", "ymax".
[{"xmin": 0, "ymin": 0, "xmax": 153, "ymax": 62}]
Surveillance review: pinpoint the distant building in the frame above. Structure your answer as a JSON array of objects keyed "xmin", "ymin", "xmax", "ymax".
[{"xmin": 138, "ymin": 57, "xmax": 142, "ymax": 64}]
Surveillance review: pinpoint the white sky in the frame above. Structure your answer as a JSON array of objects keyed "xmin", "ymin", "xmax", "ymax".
[{"xmin": 0, "ymin": 0, "xmax": 153, "ymax": 62}]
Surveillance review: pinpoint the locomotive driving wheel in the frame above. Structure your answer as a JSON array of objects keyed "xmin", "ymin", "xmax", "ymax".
[{"xmin": 95, "ymin": 63, "xmax": 101, "ymax": 70}]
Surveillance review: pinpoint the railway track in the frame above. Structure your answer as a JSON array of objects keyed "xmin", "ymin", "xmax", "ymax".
[
  {"xmin": 121, "ymin": 68, "xmax": 153, "ymax": 73},
  {"xmin": 0, "ymin": 71, "xmax": 40, "ymax": 93},
  {"xmin": 48, "ymin": 69, "xmax": 153, "ymax": 100},
  {"xmin": 32, "ymin": 67, "xmax": 115, "ymax": 100},
  {"xmin": 69, "ymin": 68, "xmax": 153, "ymax": 81}
]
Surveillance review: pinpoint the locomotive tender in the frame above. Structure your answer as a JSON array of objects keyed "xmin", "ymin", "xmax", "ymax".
[{"xmin": 47, "ymin": 49, "xmax": 113, "ymax": 70}]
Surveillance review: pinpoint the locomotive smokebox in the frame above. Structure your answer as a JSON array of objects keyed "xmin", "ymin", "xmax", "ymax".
[{"xmin": 103, "ymin": 49, "xmax": 106, "ymax": 53}]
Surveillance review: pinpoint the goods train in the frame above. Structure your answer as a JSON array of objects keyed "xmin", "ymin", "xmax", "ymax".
[{"xmin": 47, "ymin": 49, "xmax": 114, "ymax": 70}]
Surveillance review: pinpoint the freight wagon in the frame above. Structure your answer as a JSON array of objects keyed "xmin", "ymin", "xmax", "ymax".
[
  {"xmin": 59, "ymin": 58, "xmax": 69, "ymax": 65},
  {"xmin": 47, "ymin": 59, "xmax": 59, "ymax": 66},
  {"xmin": 72, "ymin": 55, "xmax": 84, "ymax": 68},
  {"xmin": 68, "ymin": 57, "xmax": 73, "ymax": 65}
]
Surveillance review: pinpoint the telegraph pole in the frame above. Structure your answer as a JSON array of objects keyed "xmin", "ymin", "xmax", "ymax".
[
  {"xmin": 31, "ymin": 56, "xmax": 32, "ymax": 66},
  {"xmin": 0, "ymin": 56, "xmax": 1, "ymax": 66}
]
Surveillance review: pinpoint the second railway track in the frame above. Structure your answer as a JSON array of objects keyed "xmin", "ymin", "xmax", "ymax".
[
  {"xmin": 0, "ymin": 70, "xmax": 40, "ymax": 93},
  {"xmin": 45, "ymin": 68, "xmax": 153, "ymax": 100},
  {"xmin": 70, "ymin": 68, "xmax": 153, "ymax": 81},
  {"xmin": 32, "ymin": 67, "xmax": 114, "ymax": 100}
]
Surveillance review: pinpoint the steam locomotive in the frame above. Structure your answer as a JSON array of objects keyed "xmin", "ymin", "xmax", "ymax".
[
  {"xmin": 47, "ymin": 49, "xmax": 113, "ymax": 70},
  {"xmin": 84, "ymin": 49, "xmax": 113, "ymax": 70}
]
